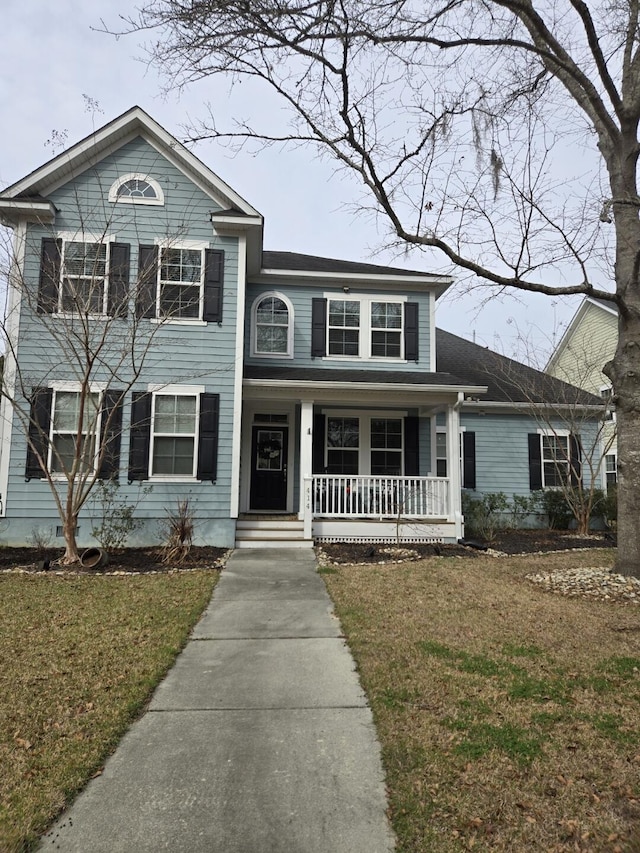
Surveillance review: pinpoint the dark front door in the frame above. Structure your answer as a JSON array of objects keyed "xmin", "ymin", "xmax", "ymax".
[{"xmin": 250, "ymin": 426, "xmax": 288, "ymax": 510}]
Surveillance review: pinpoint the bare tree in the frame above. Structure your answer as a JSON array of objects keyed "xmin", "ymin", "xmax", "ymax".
[
  {"xmin": 0, "ymin": 212, "xmax": 208, "ymax": 564},
  {"xmin": 121, "ymin": 0, "xmax": 640, "ymax": 574}
]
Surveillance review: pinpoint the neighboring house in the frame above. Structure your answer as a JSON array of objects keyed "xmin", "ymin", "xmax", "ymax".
[
  {"xmin": 0, "ymin": 107, "xmax": 604, "ymax": 549},
  {"xmin": 546, "ymin": 296, "xmax": 618, "ymax": 489}
]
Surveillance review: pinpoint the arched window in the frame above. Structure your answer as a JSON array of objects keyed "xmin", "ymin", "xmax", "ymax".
[
  {"xmin": 108, "ymin": 174, "xmax": 164, "ymax": 206},
  {"xmin": 252, "ymin": 292, "xmax": 294, "ymax": 357}
]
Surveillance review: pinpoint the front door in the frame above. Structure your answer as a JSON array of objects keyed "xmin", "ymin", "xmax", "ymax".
[{"xmin": 250, "ymin": 426, "xmax": 288, "ymax": 510}]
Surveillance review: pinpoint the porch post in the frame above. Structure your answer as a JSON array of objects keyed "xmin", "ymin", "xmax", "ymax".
[
  {"xmin": 447, "ymin": 395, "xmax": 463, "ymax": 539},
  {"xmin": 299, "ymin": 401, "xmax": 314, "ymax": 526}
]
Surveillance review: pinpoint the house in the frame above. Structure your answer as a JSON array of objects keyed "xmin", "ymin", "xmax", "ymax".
[
  {"xmin": 546, "ymin": 296, "xmax": 618, "ymax": 488},
  {"xmin": 0, "ymin": 107, "xmax": 604, "ymax": 549}
]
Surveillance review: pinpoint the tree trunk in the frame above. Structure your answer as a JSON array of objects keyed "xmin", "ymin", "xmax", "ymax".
[
  {"xmin": 612, "ymin": 390, "xmax": 640, "ymax": 578},
  {"xmin": 61, "ymin": 515, "xmax": 81, "ymax": 564}
]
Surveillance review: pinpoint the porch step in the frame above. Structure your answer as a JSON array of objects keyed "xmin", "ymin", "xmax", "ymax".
[{"xmin": 235, "ymin": 518, "xmax": 314, "ymax": 549}]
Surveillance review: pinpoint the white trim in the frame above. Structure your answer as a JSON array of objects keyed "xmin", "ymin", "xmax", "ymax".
[
  {"xmin": 1, "ymin": 107, "xmax": 261, "ymax": 218},
  {"xmin": 429, "ymin": 293, "xmax": 436, "ymax": 370},
  {"xmin": 230, "ymin": 234, "xmax": 248, "ymax": 518},
  {"xmin": 51, "ymin": 380, "xmax": 108, "ymax": 392},
  {"xmin": 149, "ymin": 388, "xmax": 201, "ymax": 480},
  {"xmin": 153, "ymin": 237, "xmax": 209, "ymax": 250},
  {"xmin": 245, "ymin": 378, "xmax": 486, "ymax": 395},
  {"xmin": 323, "ymin": 292, "xmax": 407, "ymax": 361},
  {"xmin": 147, "ymin": 383, "xmax": 206, "ymax": 394},
  {"xmin": 0, "ymin": 222, "xmax": 28, "ymax": 516},
  {"xmin": 108, "ymin": 173, "xmax": 164, "ymax": 205},
  {"xmin": 155, "ymin": 244, "xmax": 206, "ymax": 321},
  {"xmin": 250, "ymin": 291, "xmax": 295, "ymax": 359}
]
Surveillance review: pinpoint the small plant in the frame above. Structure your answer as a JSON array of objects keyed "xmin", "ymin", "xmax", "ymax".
[
  {"xmin": 462, "ymin": 491, "xmax": 509, "ymax": 544},
  {"xmin": 161, "ymin": 497, "xmax": 195, "ymax": 564},
  {"xmin": 90, "ymin": 482, "xmax": 151, "ymax": 551},
  {"xmin": 540, "ymin": 489, "xmax": 573, "ymax": 530},
  {"xmin": 26, "ymin": 525, "xmax": 54, "ymax": 557},
  {"xmin": 509, "ymin": 492, "xmax": 541, "ymax": 529}
]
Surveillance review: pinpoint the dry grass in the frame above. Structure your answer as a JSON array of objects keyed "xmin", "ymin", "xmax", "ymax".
[
  {"xmin": 0, "ymin": 570, "xmax": 217, "ymax": 853},
  {"xmin": 321, "ymin": 549, "xmax": 640, "ymax": 853}
]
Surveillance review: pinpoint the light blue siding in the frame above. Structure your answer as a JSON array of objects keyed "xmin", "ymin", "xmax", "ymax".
[
  {"xmin": 245, "ymin": 282, "xmax": 433, "ymax": 371},
  {"xmin": 3, "ymin": 137, "xmax": 240, "ymax": 547}
]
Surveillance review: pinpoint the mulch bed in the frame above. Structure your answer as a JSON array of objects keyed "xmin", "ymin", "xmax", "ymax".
[
  {"xmin": 320, "ymin": 529, "xmax": 616, "ymax": 565},
  {"xmin": 0, "ymin": 546, "xmax": 229, "ymax": 574}
]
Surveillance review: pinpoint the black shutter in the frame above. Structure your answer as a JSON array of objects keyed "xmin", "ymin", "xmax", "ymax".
[
  {"xmin": 404, "ymin": 302, "xmax": 419, "ymax": 361},
  {"xmin": 37, "ymin": 238, "xmax": 61, "ymax": 314},
  {"xmin": 570, "ymin": 434, "xmax": 582, "ymax": 487},
  {"xmin": 463, "ymin": 431, "xmax": 476, "ymax": 489},
  {"xmin": 528, "ymin": 433, "xmax": 542, "ymax": 491},
  {"xmin": 312, "ymin": 413, "xmax": 326, "ymax": 473},
  {"xmin": 98, "ymin": 390, "xmax": 124, "ymax": 480},
  {"xmin": 136, "ymin": 245, "xmax": 158, "ymax": 319},
  {"xmin": 25, "ymin": 387, "xmax": 53, "ymax": 480},
  {"xmin": 197, "ymin": 393, "xmax": 220, "ymax": 481},
  {"xmin": 203, "ymin": 249, "xmax": 224, "ymax": 323},
  {"xmin": 311, "ymin": 298, "xmax": 327, "ymax": 357},
  {"xmin": 108, "ymin": 243, "xmax": 130, "ymax": 318},
  {"xmin": 404, "ymin": 416, "xmax": 420, "ymax": 475},
  {"xmin": 128, "ymin": 392, "xmax": 152, "ymax": 481}
]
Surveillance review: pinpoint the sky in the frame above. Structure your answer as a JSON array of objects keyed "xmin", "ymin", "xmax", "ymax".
[{"xmin": 0, "ymin": 0, "xmax": 591, "ymax": 361}]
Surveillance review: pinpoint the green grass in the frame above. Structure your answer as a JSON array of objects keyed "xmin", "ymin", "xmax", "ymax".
[
  {"xmin": 0, "ymin": 570, "xmax": 217, "ymax": 853},
  {"xmin": 322, "ymin": 547, "xmax": 640, "ymax": 852}
]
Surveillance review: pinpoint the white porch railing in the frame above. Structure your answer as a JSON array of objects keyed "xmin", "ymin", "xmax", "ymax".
[{"xmin": 310, "ymin": 475, "xmax": 450, "ymax": 519}]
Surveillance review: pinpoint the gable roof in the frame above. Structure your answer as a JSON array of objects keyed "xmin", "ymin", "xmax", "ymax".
[
  {"xmin": 0, "ymin": 106, "xmax": 262, "ymax": 219},
  {"xmin": 546, "ymin": 295, "xmax": 617, "ymax": 373},
  {"xmin": 262, "ymin": 251, "xmax": 448, "ymax": 280},
  {"xmin": 436, "ymin": 328, "xmax": 601, "ymax": 405}
]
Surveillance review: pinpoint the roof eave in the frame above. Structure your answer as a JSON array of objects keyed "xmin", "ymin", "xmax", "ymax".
[{"xmin": 0, "ymin": 199, "xmax": 56, "ymax": 226}]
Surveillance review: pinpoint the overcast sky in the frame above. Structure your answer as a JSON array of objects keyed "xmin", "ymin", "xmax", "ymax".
[{"xmin": 1, "ymin": 0, "xmax": 589, "ymax": 360}]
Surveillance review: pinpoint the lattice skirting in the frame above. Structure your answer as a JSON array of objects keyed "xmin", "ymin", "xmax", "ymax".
[{"xmin": 315, "ymin": 535, "xmax": 446, "ymax": 544}]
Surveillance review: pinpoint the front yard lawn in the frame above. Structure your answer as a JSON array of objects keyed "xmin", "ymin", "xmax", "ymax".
[
  {"xmin": 0, "ymin": 570, "xmax": 217, "ymax": 852},
  {"xmin": 321, "ymin": 548, "xmax": 640, "ymax": 853}
]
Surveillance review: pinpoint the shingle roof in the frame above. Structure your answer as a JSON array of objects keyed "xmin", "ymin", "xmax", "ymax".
[
  {"xmin": 244, "ymin": 329, "xmax": 602, "ymax": 406},
  {"xmin": 261, "ymin": 251, "xmax": 445, "ymax": 279},
  {"xmin": 435, "ymin": 328, "xmax": 601, "ymax": 405}
]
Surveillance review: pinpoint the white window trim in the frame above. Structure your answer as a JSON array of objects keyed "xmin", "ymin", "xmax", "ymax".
[
  {"xmin": 600, "ymin": 384, "xmax": 616, "ymax": 422},
  {"xmin": 47, "ymin": 387, "xmax": 102, "ymax": 479},
  {"xmin": 250, "ymin": 291, "xmax": 295, "ymax": 359},
  {"xmin": 323, "ymin": 292, "xmax": 408, "ymax": 362},
  {"xmin": 153, "ymin": 242, "xmax": 208, "ymax": 323},
  {"xmin": 537, "ymin": 428, "xmax": 571, "ymax": 489},
  {"xmin": 108, "ymin": 173, "xmax": 164, "ymax": 206},
  {"xmin": 52, "ymin": 233, "xmax": 113, "ymax": 319},
  {"xmin": 149, "ymin": 387, "xmax": 202, "ymax": 480},
  {"xmin": 322, "ymin": 410, "xmax": 408, "ymax": 475}
]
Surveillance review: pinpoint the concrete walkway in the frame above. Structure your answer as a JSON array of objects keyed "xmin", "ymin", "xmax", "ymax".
[{"xmin": 38, "ymin": 549, "xmax": 395, "ymax": 852}]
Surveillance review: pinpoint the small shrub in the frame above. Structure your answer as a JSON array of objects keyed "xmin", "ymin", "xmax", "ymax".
[
  {"xmin": 26, "ymin": 526, "xmax": 54, "ymax": 557},
  {"xmin": 161, "ymin": 498, "xmax": 195, "ymax": 564},
  {"xmin": 90, "ymin": 481, "xmax": 151, "ymax": 551},
  {"xmin": 462, "ymin": 491, "xmax": 509, "ymax": 544},
  {"xmin": 540, "ymin": 489, "xmax": 573, "ymax": 529},
  {"xmin": 509, "ymin": 492, "xmax": 542, "ymax": 529},
  {"xmin": 601, "ymin": 487, "xmax": 617, "ymax": 531}
]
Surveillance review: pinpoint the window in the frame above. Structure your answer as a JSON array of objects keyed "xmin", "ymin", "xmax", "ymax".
[
  {"xmin": 314, "ymin": 295, "xmax": 413, "ymax": 360},
  {"xmin": 136, "ymin": 245, "xmax": 224, "ymax": 323},
  {"xmin": 38, "ymin": 237, "xmax": 130, "ymax": 318},
  {"xmin": 600, "ymin": 385, "xmax": 616, "ymax": 421},
  {"xmin": 25, "ymin": 386, "xmax": 124, "ymax": 481},
  {"xmin": 542, "ymin": 433, "xmax": 570, "ymax": 488},
  {"xmin": 108, "ymin": 174, "xmax": 164, "ymax": 206},
  {"xmin": 252, "ymin": 293, "xmax": 293, "ymax": 356},
  {"xmin": 158, "ymin": 248, "xmax": 202, "ymax": 319},
  {"xmin": 326, "ymin": 417, "xmax": 360, "ymax": 473},
  {"xmin": 151, "ymin": 393, "xmax": 198, "ymax": 477},
  {"xmin": 328, "ymin": 300, "xmax": 360, "ymax": 356},
  {"xmin": 605, "ymin": 453, "xmax": 617, "ymax": 489},
  {"xmin": 370, "ymin": 418, "xmax": 403, "ymax": 475},
  {"xmin": 371, "ymin": 302, "xmax": 402, "ymax": 358},
  {"xmin": 61, "ymin": 241, "xmax": 108, "ymax": 314},
  {"xmin": 128, "ymin": 389, "xmax": 219, "ymax": 483},
  {"xmin": 49, "ymin": 390, "xmax": 100, "ymax": 474},
  {"xmin": 435, "ymin": 431, "xmax": 447, "ymax": 477}
]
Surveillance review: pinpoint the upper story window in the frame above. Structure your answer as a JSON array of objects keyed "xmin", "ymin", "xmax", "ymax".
[
  {"xmin": 108, "ymin": 174, "xmax": 164, "ymax": 206},
  {"xmin": 251, "ymin": 293, "xmax": 294, "ymax": 357},
  {"xmin": 136, "ymin": 244, "xmax": 224, "ymax": 323},
  {"xmin": 312, "ymin": 295, "xmax": 418, "ymax": 361},
  {"xmin": 61, "ymin": 241, "xmax": 108, "ymax": 314},
  {"xmin": 37, "ymin": 236, "xmax": 130, "ymax": 318}
]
